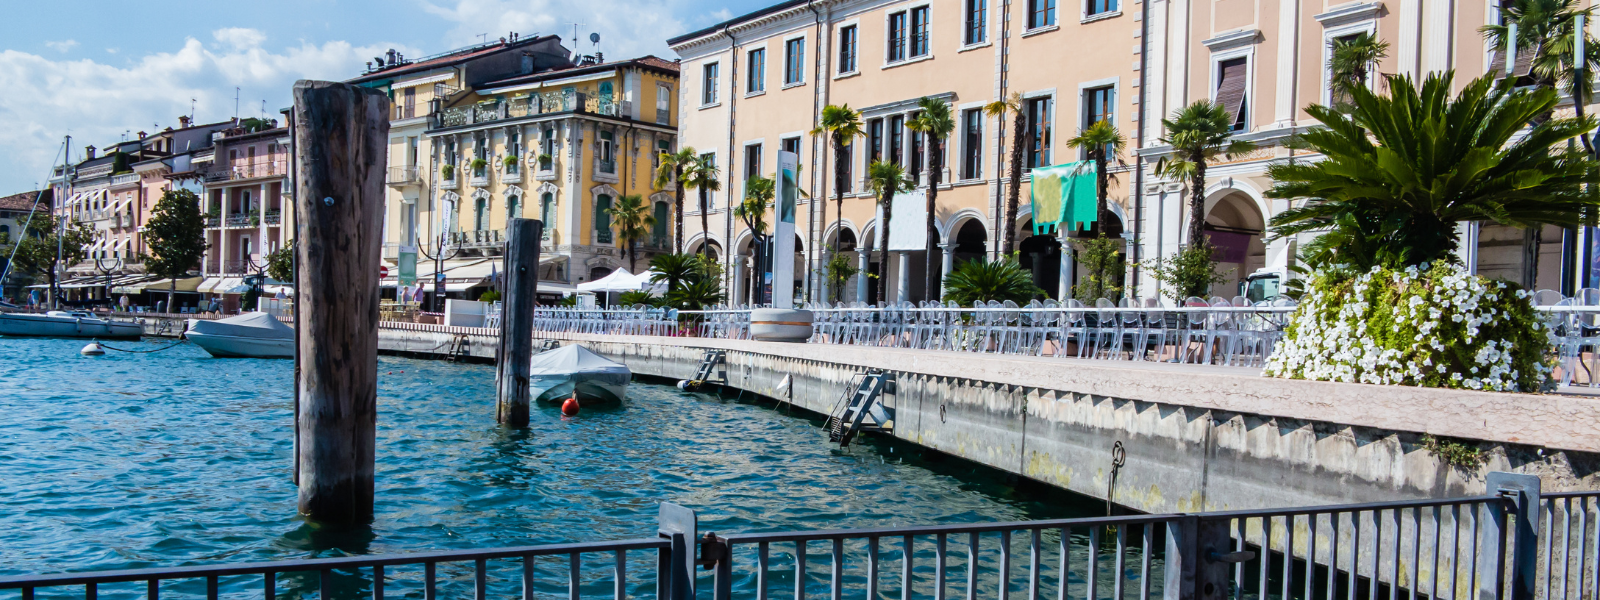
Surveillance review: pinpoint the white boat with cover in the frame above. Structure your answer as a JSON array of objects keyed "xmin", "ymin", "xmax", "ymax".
[
  {"xmin": 528, "ymin": 344, "xmax": 630, "ymax": 404},
  {"xmin": 0, "ymin": 311, "xmax": 142, "ymax": 339},
  {"xmin": 186, "ymin": 312, "xmax": 295, "ymax": 358}
]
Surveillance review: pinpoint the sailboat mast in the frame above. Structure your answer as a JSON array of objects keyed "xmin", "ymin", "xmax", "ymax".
[{"xmin": 55, "ymin": 135, "xmax": 71, "ymax": 309}]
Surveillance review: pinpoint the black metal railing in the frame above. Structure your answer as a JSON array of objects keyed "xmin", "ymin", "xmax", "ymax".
[{"xmin": 2, "ymin": 478, "xmax": 1594, "ymax": 600}]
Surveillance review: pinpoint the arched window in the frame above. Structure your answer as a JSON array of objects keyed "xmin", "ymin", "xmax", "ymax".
[
  {"xmin": 540, "ymin": 192, "xmax": 555, "ymax": 240},
  {"xmin": 507, "ymin": 193, "xmax": 521, "ymax": 220},
  {"xmin": 595, "ymin": 194, "xmax": 613, "ymax": 244},
  {"xmin": 652, "ymin": 201, "xmax": 669, "ymax": 247},
  {"xmin": 474, "ymin": 197, "xmax": 487, "ymax": 231}
]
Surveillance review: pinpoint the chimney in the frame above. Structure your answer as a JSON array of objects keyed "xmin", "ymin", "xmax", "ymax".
[
  {"xmin": 138, "ymin": 131, "xmax": 147, "ymax": 140},
  {"xmin": 596, "ymin": 52, "xmax": 604, "ymax": 63},
  {"xmin": 85, "ymin": 145, "xmax": 96, "ymax": 160},
  {"xmin": 178, "ymin": 115, "xmax": 192, "ymax": 128}
]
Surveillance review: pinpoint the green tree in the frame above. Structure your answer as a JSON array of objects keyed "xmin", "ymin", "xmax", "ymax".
[
  {"xmin": 648, "ymin": 253, "xmax": 701, "ymax": 294},
  {"xmin": 1267, "ymin": 72, "xmax": 1600, "ymax": 270},
  {"xmin": 866, "ymin": 161, "xmax": 914, "ymax": 303},
  {"xmin": 908, "ymin": 97, "xmax": 956, "ymax": 300},
  {"xmin": 265, "ymin": 240, "xmax": 294, "ymax": 282},
  {"xmin": 984, "ymin": 93, "xmax": 1028, "ymax": 253},
  {"xmin": 811, "ymin": 104, "xmax": 864, "ymax": 258},
  {"xmin": 1071, "ymin": 236, "xmax": 1124, "ymax": 303},
  {"xmin": 0, "ymin": 212, "xmax": 93, "ymax": 305},
  {"xmin": 144, "ymin": 188, "xmax": 209, "ymax": 311},
  {"xmin": 824, "ymin": 252, "xmax": 859, "ymax": 303},
  {"xmin": 1142, "ymin": 239, "xmax": 1228, "ymax": 303},
  {"xmin": 653, "ymin": 147, "xmax": 699, "ymax": 253},
  {"xmin": 605, "ymin": 193, "xmax": 657, "ymax": 272},
  {"xmin": 1328, "ymin": 32, "xmax": 1390, "ymax": 108},
  {"xmin": 735, "ymin": 175, "xmax": 775, "ymax": 305},
  {"xmin": 1155, "ymin": 100, "xmax": 1256, "ymax": 248},
  {"xmin": 1064, "ymin": 120, "xmax": 1128, "ymax": 238},
  {"xmin": 681, "ymin": 153, "xmax": 722, "ymax": 257},
  {"xmin": 941, "ymin": 255, "xmax": 1042, "ymax": 305},
  {"xmin": 618, "ymin": 289, "xmax": 659, "ymax": 307},
  {"xmin": 1482, "ymin": 0, "xmax": 1600, "ymax": 152}
]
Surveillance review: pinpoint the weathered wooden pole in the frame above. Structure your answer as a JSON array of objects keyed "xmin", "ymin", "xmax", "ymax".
[
  {"xmin": 496, "ymin": 218, "xmax": 544, "ymax": 426},
  {"xmin": 292, "ymin": 80, "xmax": 389, "ymax": 524}
]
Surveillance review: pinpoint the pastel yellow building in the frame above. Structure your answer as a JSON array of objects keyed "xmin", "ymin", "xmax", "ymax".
[{"xmin": 351, "ymin": 35, "xmax": 681, "ymax": 301}]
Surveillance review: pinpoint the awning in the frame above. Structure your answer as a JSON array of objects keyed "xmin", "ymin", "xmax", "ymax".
[
  {"xmin": 199, "ymin": 277, "xmax": 245, "ymax": 294},
  {"xmin": 139, "ymin": 277, "xmax": 204, "ymax": 293},
  {"xmin": 110, "ymin": 275, "xmax": 164, "ymax": 294}
]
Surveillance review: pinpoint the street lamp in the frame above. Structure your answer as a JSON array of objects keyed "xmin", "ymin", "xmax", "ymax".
[{"xmin": 418, "ymin": 232, "xmax": 461, "ymax": 313}]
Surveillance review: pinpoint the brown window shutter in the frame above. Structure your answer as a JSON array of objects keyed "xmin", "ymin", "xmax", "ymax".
[
  {"xmin": 1216, "ymin": 59, "xmax": 1248, "ymax": 121},
  {"xmin": 1514, "ymin": 43, "xmax": 1538, "ymax": 77},
  {"xmin": 1487, "ymin": 49, "xmax": 1507, "ymax": 77}
]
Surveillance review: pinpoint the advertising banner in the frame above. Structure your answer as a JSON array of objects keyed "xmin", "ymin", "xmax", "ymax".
[{"xmin": 772, "ymin": 151, "xmax": 799, "ymax": 308}]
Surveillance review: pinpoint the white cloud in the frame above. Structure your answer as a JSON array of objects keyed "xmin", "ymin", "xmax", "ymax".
[
  {"xmin": 44, "ymin": 40, "xmax": 77, "ymax": 53},
  {"xmin": 419, "ymin": 0, "xmax": 698, "ymax": 60},
  {"xmin": 0, "ymin": 30, "xmax": 411, "ymax": 194}
]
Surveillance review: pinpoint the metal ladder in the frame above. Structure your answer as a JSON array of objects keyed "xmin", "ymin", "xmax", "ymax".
[
  {"xmin": 681, "ymin": 350, "xmax": 727, "ymax": 391},
  {"xmin": 826, "ymin": 370, "xmax": 895, "ymax": 447}
]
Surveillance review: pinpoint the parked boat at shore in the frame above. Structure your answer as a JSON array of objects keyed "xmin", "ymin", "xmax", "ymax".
[
  {"xmin": 0, "ymin": 311, "xmax": 142, "ymax": 339},
  {"xmin": 528, "ymin": 344, "xmax": 630, "ymax": 404},
  {"xmin": 186, "ymin": 312, "xmax": 294, "ymax": 358}
]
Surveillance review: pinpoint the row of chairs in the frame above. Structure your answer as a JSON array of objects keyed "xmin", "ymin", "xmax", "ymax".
[{"xmin": 532, "ymin": 305, "xmax": 679, "ymax": 336}]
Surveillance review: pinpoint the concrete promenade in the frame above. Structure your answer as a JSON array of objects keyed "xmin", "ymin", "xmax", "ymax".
[{"xmin": 376, "ymin": 322, "xmax": 1600, "ymax": 515}]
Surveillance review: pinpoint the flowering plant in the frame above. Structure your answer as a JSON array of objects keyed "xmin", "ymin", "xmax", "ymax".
[{"xmin": 1264, "ymin": 262, "xmax": 1554, "ymax": 392}]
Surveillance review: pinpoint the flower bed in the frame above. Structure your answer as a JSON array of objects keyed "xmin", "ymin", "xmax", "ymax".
[{"xmin": 1264, "ymin": 262, "xmax": 1554, "ymax": 392}]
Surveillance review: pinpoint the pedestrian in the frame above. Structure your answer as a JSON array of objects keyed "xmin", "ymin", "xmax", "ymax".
[{"xmin": 119, "ymin": 294, "xmax": 129, "ymax": 312}]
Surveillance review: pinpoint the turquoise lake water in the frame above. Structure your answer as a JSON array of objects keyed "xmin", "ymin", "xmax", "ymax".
[{"xmin": 0, "ymin": 336, "xmax": 1150, "ymax": 598}]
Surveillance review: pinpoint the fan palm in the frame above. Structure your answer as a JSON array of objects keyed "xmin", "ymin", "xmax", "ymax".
[
  {"xmin": 1267, "ymin": 71, "xmax": 1600, "ymax": 269},
  {"xmin": 941, "ymin": 256, "xmax": 1042, "ymax": 305},
  {"xmin": 605, "ymin": 193, "xmax": 656, "ymax": 272},
  {"xmin": 811, "ymin": 105, "xmax": 864, "ymax": 258},
  {"xmin": 649, "ymin": 253, "xmax": 701, "ymax": 295},
  {"xmin": 1328, "ymin": 33, "xmax": 1390, "ymax": 108},
  {"xmin": 1064, "ymin": 120, "xmax": 1127, "ymax": 238},
  {"xmin": 866, "ymin": 161, "xmax": 915, "ymax": 303},
  {"xmin": 654, "ymin": 147, "xmax": 698, "ymax": 253},
  {"xmin": 907, "ymin": 97, "xmax": 956, "ymax": 300},
  {"xmin": 680, "ymin": 153, "xmax": 722, "ymax": 257},
  {"xmin": 1482, "ymin": 0, "xmax": 1600, "ymax": 152},
  {"xmin": 984, "ymin": 93, "xmax": 1028, "ymax": 253},
  {"xmin": 1155, "ymin": 100, "xmax": 1256, "ymax": 247}
]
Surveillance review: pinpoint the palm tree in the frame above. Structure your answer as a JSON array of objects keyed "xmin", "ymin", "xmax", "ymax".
[
  {"xmin": 605, "ymin": 193, "xmax": 656, "ymax": 272},
  {"xmin": 866, "ymin": 161, "xmax": 915, "ymax": 303},
  {"xmin": 1482, "ymin": 0, "xmax": 1600, "ymax": 153},
  {"xmin": 811, "ymin": 105, "xmax": 865, "ymax": 258},
  {"xmin": 654, "ymin": 147, "xmax": 698, "ymax": 253},
  {"xmin": 984, "ymin": 93, "xmax": 1028, "ymax": 254},
  {"xmin": 908, "ymin": 97, "xmax": 956, "ymax": 301},
  {"xmin": 1328, "ymin": 33, "xmax": 1390, "ymax": 108},
  {"xmin": 1064, "ymin": 120, "xmax": 1127, "ymax": 238},
  {"xmin": 1267, "ymin": 71, "xmax": 1600, "ymax": 269},
  {"xmin": 679, "ymin": 153, "xmax": 722, "ymax": 257},
  {"xmin": 941, "ymin": 256, "xmax": 1043, "ymax": 305},
  {"xmin": 649, "ymin": 253, "xmax": 701, "ymax": 294},
  {"xmin": 1155, "ymin": 100, "xmax": 1256, "ymax": 248},
  {"xmin": 736, "ymin": 174, "xmax": 775, "ymax": 305}
]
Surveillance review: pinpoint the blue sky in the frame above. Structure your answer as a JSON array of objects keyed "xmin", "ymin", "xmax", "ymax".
[{"xmin": 0, "ymin": 0, "xmax": 762, "ymax": 194}]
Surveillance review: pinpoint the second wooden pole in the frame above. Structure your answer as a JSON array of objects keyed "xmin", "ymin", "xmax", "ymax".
[{"xmin": 496, "ymin": 218, "xmax": 543, "ymax": 426}]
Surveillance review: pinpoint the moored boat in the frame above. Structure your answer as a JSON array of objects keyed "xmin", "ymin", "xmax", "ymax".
[
  {"xmin": 0, "ymin": 311, "xmax": 142, "ymax": 339},
  {"xmin": 528, "ymin": 344, "xmax": 630, "ymax": 404},
  {"xmin": 186, "ymin": 312, "xmax": 294, "ymax": 358}
]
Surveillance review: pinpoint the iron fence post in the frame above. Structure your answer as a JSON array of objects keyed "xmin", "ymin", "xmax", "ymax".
[
  {"xmin": 660, "ymin": 502, "xmax": 698, "ymax": 600},
  {"xmin": 1164, "ymin": 516, "xmax": 1234, "ymax": 600},
  {"xmin": 1483, "ymin": 472, "xmax": 1541, "ymax": 600}
]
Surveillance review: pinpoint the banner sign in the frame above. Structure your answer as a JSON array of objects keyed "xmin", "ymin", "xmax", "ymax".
[
  {"xmin": 398, "ymin": 245, "xmax": 418, "ymax": 287},
  {"xmin": 1030, "ymin": 161, "xmax": 1098, "ymax": 235},
  {"xmin": 772, "ymin": 150, "xmax": 799, "ymax": 308}
]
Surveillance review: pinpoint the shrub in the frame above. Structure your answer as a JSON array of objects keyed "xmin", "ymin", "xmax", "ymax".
[
  {"xmin": 1142, "ymin": 238, "xmax": 1227, "ymax": 303},
  {"xmin": 477, "ymin": 290, "xmax": 501, "ymax": 303},
  {"xmin": 1263, "ymin": 262, "xmax": 1555, "ymax": 392},
  {"xmin": 1072, "ymin": 236, "xmax": 1124, "ymax": 303},
  {"xmin": 942, "ymin": 255, "xmax": 1042, "ymax": 305},
  {"xmin": 441, "ymin": 164, "xmax": 455, "ymax": 180}
]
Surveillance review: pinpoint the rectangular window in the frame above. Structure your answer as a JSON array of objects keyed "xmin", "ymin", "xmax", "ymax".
[
  {"xmin": 1086, "ymin": 0, "xmax": 1118, "ymax": 17},
  {"xmin": 888, "ymin": 115, "xmax": 905, "ymax": 165},
  {"xmin": 781, "ymin": 137, "xmax": 801, "ymax": 158},
  {"xmin": 965, "ymin": 0, "xmax": 987, "ymax": 45},
  {"xmin": 655, "ymin": 139, "xmax": 670, "ymax": 169},
  {"xmin": 839, "ymin": 141, "xmax": 854, "ymax": 193},
  {"xmin": 1025, "ymin": 96, "xmax": 1053, "ymax": 169},
  {"xmin": 910, "ymin": 6, "xmax": 931, "ymax": 58},
  {"xmin": 961, "ymin": 108, "xmax": 983, "ymax": 179},
  {"xmin": 403, "ymin": 87, "xmax": 416, "ymax": 119},
  {"xmin": 702, "ymin": 63, "xmax": 719, "ymax": 105},
  {"xmin": 1216, "ymin": 57, "xmax": 1249, "ymax": 132},
  {"xmin": 1082, "ymin": 86, "xmax": 1114, "ymax": 129},
  {"xmin": 909, "ymin": 111, "xmax": 925, "ymax": 180},
  {"xmin": 1028, "ymin": 0, "xmax": 1056, "ymax": 29},
  {"xmin": 747, "ymin": 48, "xmax": 766, "ymax": 93},
  {"xmin": 838, "ymin": 26, "xmax": 859, "ymax": 74},
  {"xmin": 887, "ymin": 12, "xmax": 908, "ymax": 62},
  {"xmin": 656, "ymin": 83, "xmax": 672, "ymax": 123},
  {"xmin": 868, "ymin": 118, "xmax": 884, "ymax": 164},
  {"xmin": 745, "ymin": 144, "xmax": 763, "ymax": 179},
  {"xmin": 784, "ymin": 38, "xmax": 805, "ymax": 85}
]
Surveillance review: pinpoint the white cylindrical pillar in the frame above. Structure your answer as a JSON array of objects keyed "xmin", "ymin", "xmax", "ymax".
[
  {"xmin": 856, "ymin": 249, "xmax": 870, "ymax": 303},
  {"xmin": 942, "ymin": 243, "xmax": 956, "ymax": 279},
  {"xmin": 1059, "ymin": 234, "xmax": 1075, "ymax": 301},
  {"xmin": 731, "ymin": 254, "xmax": 746, "ymax": 306},
  {"xmin": 896, "ymin": 251, "xmax": 910, "ymax": 303}
]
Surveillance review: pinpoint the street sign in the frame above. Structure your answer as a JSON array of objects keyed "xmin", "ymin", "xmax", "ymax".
[{"xmin": 379, "ymin": 265, "xmax": 390, "ymax": 279}]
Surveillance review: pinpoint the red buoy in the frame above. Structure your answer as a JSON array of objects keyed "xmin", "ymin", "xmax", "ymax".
[{"xmin": 561, "ymin": 394, "xmax": 581, "ymax": 416}]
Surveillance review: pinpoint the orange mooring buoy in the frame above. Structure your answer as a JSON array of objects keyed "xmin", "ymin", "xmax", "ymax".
[{"xmin": 561, "ymin": 394, "xmax": 581, "ymax": 416}]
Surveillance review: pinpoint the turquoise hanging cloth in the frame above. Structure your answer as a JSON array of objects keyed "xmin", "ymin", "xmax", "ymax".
[{"xmin": 1029, "ymin": 161, "xmax": 1098, "ymax": 236}]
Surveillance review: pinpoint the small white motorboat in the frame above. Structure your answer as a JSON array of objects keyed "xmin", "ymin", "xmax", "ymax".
[
  {"xmin": 528, "ymin": 344, "xmax": 630, "ymax": 404},
  {"xmin": 0, "ymin": 310, "xmax": 142, "ymax": 339},
  {"xmin": 186, "ymin": 312, "xmax": 295, "ymax": 358}
]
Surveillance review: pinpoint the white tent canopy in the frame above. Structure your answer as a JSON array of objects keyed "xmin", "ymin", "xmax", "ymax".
[{"xmin": 577, "ymin": 268, "xmax": 642, "ymax": 293}]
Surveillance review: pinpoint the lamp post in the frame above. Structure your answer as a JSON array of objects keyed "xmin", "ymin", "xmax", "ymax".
[
  {"xmin": 418, "ymin": 232, "xmax": 461, "ymax": 313},
  {"xmin": 94, "ymin": 255, "xmax": 122, "ymax": 309}
]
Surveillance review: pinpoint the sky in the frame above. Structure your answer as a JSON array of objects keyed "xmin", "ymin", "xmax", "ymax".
[{"xmin": 0, "ymin": 0, "xmax": 761, "ymax": 195}]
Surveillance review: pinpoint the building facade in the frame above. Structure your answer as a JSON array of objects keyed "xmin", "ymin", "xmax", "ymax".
[
  {"xmin": 674, "ymin": 0, "xmax": 1584, "ymax": 305},
  {"xmin": 353, "ymin": 36, "xmax": 682, "ymax": 300}
]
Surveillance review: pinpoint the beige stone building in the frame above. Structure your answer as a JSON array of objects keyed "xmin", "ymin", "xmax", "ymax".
[{"xmin": 676, "ymin": 0, "xmax": 1587, "ymax": 305}]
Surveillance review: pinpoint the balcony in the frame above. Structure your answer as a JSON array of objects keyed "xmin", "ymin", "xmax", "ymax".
[
  {"xmin": 205, "ymin": 215, "xmax": 221, "ymax": 228},
  {"xmin": 469, "ymin": 165, "xmax": 489, "ymax": 188},
  {"xmin": 264, "ymin": 210, "xmax": 281, "ymax": 226},
  {"xmin": 78, "ymin": 164, "xmax": 113, "ymax": 179},
  {"xmin": 219, "ymin": 260, "xmax": 249, "ymax": 275},
  {"xmin": 432, "ymin": 91, "xmax": 633, "ymax": 130},
  {"xmin": 226, "ymin": 214, "xmax": 254, "ymax": 228},
  {"xmin": 440, "ymin": 174, "xmax": 459, "ymax": 190},
  {"xmin": 111, "ymin": 173, "xmax": 140, "ymax": 187},
  {"xmin": 502, "ymin": 162, "xmax": 522, "ymax": 184},
  {"xmin": 448, "ymin": 229, "xmax": 504, "ymax": 249},
  {"xmin": 386, "ymin": 166, "xmax": 419, "ymax": 186}
]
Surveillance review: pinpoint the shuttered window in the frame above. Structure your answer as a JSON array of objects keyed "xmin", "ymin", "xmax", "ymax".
[{"xmin": 1215, "ymin": 58, "xmax": 1248, "ymax": 132}]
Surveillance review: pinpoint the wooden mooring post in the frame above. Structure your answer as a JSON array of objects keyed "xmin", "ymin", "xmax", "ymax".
[
  {"xmin": 292, "ymin": 80, "xmax": 389, "ymax": 524},
  {"xmin": 496, "ymin": 218, "xmax": 543, "ymax": 426}
]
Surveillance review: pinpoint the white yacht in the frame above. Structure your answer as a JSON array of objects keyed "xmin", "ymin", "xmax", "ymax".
[
  {"xmin": 0, "ymin": 311, "xmax": 143, "ymax": 339},
  {"xmin": 186, "ymin": 312, "xmax": 295, "ymax": 358}
]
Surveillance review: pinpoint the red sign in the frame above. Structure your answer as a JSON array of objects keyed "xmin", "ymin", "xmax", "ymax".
[{"xmin": 379, "ymin": 265, "xmax": 390, "ymax": 279}]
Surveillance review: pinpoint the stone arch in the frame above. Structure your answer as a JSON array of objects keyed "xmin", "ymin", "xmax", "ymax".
[
  {"xmin": 941, "ymin": 209, "xmax": 988, "ymax": 244},
  {"xmin": 1200, "ymin": 179, "xmax": 1270, "ymax": 297}
]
